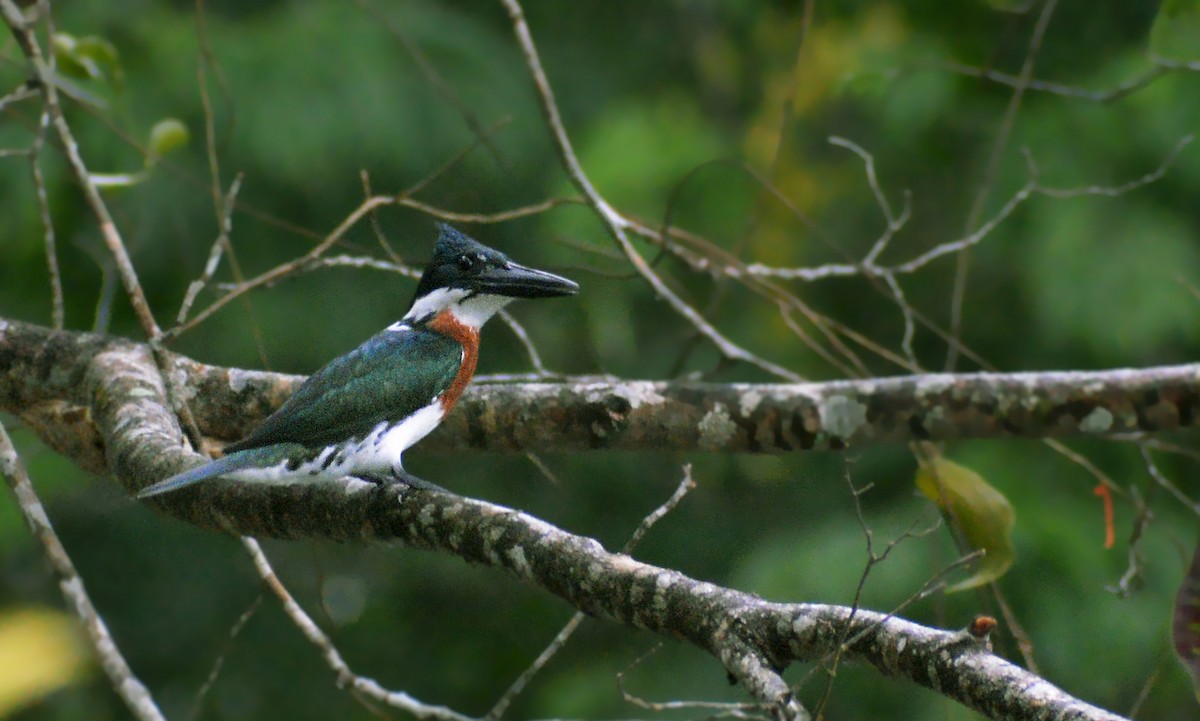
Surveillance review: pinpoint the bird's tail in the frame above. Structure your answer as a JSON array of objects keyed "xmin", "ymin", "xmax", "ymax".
[{"xmin": 137, "ymin": 444, "xmax": 305, "ymax": 499}]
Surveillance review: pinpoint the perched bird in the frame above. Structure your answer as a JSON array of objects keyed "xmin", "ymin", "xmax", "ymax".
[{"xmin": 139, "ymin": 225, "xmax": 578, "ymax": 498}]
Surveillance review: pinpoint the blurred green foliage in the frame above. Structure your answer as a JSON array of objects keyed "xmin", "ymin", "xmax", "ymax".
[{"xmin": 2, "ymin": 1, "xmax": 1199, "ymax": 719}]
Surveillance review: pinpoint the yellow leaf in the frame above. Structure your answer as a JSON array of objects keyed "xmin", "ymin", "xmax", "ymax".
[
  {"xmin": 0, "ymin": 607, "xmax": 90, "ymax": 716},
  {"xmin": 916, "ymin": 455, "xmax": 1016, "ymax": 593}
]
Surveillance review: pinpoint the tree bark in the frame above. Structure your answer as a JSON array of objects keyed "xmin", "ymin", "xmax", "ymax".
[{"xmin": 3, "ymin": 318, "xmax": 1196, "ymax": 469}]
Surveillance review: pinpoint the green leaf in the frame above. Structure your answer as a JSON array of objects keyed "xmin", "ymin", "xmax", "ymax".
[
  {"xmin": 147, "ymin": 118, "xmax": 190, "ymax": 162},
  {"xmin": 916, "ymin": 454, "xmax": 1016, "ymax": 592},
  {"xmin": 1150, "ymin": 0, "xmax": 1200, "ymax": 63},
  {"xmin": 51, "ymin": 32, "xmax": 121, "ymax": 86},
  {"xmin": 1174, "ymin": 539, "xmax": 1200, "ymax": 700}
]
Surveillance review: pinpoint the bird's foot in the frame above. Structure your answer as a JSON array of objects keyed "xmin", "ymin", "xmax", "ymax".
[{"xmin": 359, "ymin": 470, "xmax": 450, "ymax": 495}]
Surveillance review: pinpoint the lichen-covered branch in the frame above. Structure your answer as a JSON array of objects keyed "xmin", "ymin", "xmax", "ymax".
[
  {"xmin": 2, "ymin": 318, "xmax": 1196, "ymax": 468},
  {"xmin": 0, "ymin": 314, "xmax": 1154, "ymax": 720}
]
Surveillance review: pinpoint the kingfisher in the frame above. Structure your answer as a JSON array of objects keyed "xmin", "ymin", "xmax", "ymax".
[{"xmin": 138, "ymin": 224, "xmax": 578, "ymax": 498}]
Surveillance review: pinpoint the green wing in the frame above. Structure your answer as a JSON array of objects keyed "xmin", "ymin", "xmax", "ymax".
[{"xmin": 226, "ymin": 327, "xmax": 462, "ymax": 451}]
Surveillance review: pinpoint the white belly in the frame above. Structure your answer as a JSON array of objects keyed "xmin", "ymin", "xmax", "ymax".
[{"xmin": 224, "ymin": 402, "xmax": 445, "ymax": 484}]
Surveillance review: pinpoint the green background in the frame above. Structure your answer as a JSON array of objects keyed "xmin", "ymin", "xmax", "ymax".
[{"xmin": 1, "ymin": 1, "xmax": 1198, "ymax": 719}]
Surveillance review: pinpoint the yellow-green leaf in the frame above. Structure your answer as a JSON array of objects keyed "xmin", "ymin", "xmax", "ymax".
[
  {"xmin": 0, "ymin": 607, "xmax": 89, "ymax": 716},
  {"xmin": 1151, "ymin": 0, "xmax": 1200, "ymax": 63},
  {"xmin": 147, "ymin": 118, "xmax": 189, "ymax": 162},
  {"xmin": 51, "ymin": 33, "xmax": 120, "ymax": 84},
  {"xmin": 916, "ymin": 455, "xmax": 1016, "ymax": 593}
]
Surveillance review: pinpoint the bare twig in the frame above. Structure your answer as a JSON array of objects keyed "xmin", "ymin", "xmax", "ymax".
[
  {"xmin": 948, "ymin": 0, "xmax": 1060, "ymax": 371},
  {"xmin": 485, "ymin": 613, "xmax": 586, "ymax": 721},
  {"xmin": 989, "ymin": 584, "xmax": 1039, "ymax": 673},
  {"xmin": 187, "ymin": 594, "xmax": 263, "ymax": 721},
  {"xmin": 355, "ymin": 0, "xmax": 509, "ymax": 169},
  {"xmin": 939, "ymin": 61, "xmax": 1169, "ymax": 104},
  {"xmin": 827, "ymin": 136, "xmax": 911, "ymax": 268},
  {"xmin": 500, "ymin": 0, "xmax": 802, "ymax": 383},
  {"xmin": 619, "ymin": 645, "xmax": 761, "ymax": 718},
  {"xmin": 887, "ymin": 134, "xmax": 1192, "ymax": 276},
  {"xmin": 164, "ymin": 194, "xmax": 396, "ymax": 339},
  {"xmin": 622, "ymin": 464, "xmax": 696, "ymax": 554},
  {"xmin": 1033, "ymin": 134, "xmax": 1195, "ymax": 199},
  {"xmin": 2, "ymin": 0, "xmax": 161, "ymax": 339},
  {"xmin": 30, "ymin": 108, "xmax": 64, "ymax": 329},
  {"xmin": 1107, "ymin": 484, "xmax": 1151, "ymax": 598},
  {"xmin": 177, "ymin": 174, "xmax": 244, "ymax": 324},
  {"xmin": 241, "ymin": 537, "xmax": 472, "ymax": 721},
  {"xmin": 192, "ymin": 4, "xmax": 270, "ymax": 366},
  {"xmin": 812, "ymin": 462, "xmax": 941, "ymax": 717},
  {"xmin": 1140, "ymin": 444, "xmax": 1200, "ymax": 516},
  {"xmin": 166, "ymin": 195, "xmax": 577, "ymax": 342},
  {"xmin": 497, "ymin": 309, "xmax": 548, "ymax": 376},
  {"xmin": 486, "ymin": 465, "xmax": 698, "ymax": 719},
  {"xmin": 0, "ymin": 81, "xmax": 39, "ymax": 113},
  {"xmin": 397, "ymin": 196, "xmax": 582, "ymax": 225},
  {"xmin": 398, "ymin": 115, "xmax": 516, "ymax": 200}
]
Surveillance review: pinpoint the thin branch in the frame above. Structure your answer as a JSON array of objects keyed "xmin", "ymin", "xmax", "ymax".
[
  {"xmin": 30, "ymin": 108, "xmax": 64, "ymax": 329},
  {"xmin": 939, "ymin": 60, "xmax": 1170, "ymax": 104},
  {"xmin": 886, "ymin": 133, "xmax": 1192, "ymax": 276},
  {"xmin": 187, "ymin": 594, "xmax": 263, "ymax": 721},
  {"xmin": 500, "ymin": 0, "xmax": 802, "ymax": 383},
  {"xmin": 0, "ymin": 419, "xmax": 166, "ymax": 721},
  {"xmin": 163, "ymin": 194, "xmax": 396, "ymax": 340},
  {"xmin": 177, "ymin": 173, "xmax": 244, "ymax": 324},
  {"xmin": 1033, "ymin": 134, "xmax": 1194, "ymax": 198},
  {"xmin": 397, "ymin": 115, "xmax": 515, "ymax": 199},
  {"xmin": 811, "ymin": 462, "xmax": 944, "ymax": 716},
  {"xmin": 165, "ymin": 194, "xmax": 578, "ymax": 342},
  {"xmin": 622, "ymin": 464, "xmax": 696, "ymax": 554},
  {"xmin": 486, "ymin": 466, "xmax": 697, "ymax": 720},
  {"xmin": 396, "ymin": 196, "xmax": 582, "ymax": 225},
  {"xmin": 0, "ymin": 81, "xmax": 38, "ymax": 113},
  {"xmin": 827, "ymin": 136, "xmax": 910, "ymax": 268},
  {"xmin": 355, "ymin": 0, "xmax": 509, "ymax": 169},
  {"xmin": 1106, "ymin": 483, "xmax": 1151, "ymax": 598},
  {"xmin": 2, "ymin": 0, "xmax": 161, "ymax": 339},
  {"xmin": 242, "ymin": 537, "xmax": 473, "ymax": 721},
  {"xmin": 192, "ymin": 7, "xmax": 270, "ymax": 367},
  {"xmin": 1140, "ymin": 445, "xmax": 1200, "ymax": 516},
  {"xmin": 618, "ymin": 646, "xmax": 760, "ymax": 717},
  {"xmin": 496, "ymin": 309, "xmax": 548, "ymax": 376},
  {"xmin": 948, "ymin": 0, "xmax": 1060, "ymax": 371}
]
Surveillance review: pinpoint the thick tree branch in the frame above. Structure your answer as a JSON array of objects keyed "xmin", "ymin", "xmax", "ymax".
[
  {"xmin": 0, "ymin": 315, "xmax": 1160, "ymax": 719},
  {"xmin": 2, "ymin": 318, "xmax": 1196, "ymax": 469}
]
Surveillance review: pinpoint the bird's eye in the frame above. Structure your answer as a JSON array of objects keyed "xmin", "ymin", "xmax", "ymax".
[{"xmin": 457, "ymin": 254, "xmax": 475, "ymax": 272}]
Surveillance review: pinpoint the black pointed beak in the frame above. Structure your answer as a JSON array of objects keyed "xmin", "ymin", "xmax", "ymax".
[{"xmin": 478, "ymin": 261, "xmax": 579, "ymax": 299}]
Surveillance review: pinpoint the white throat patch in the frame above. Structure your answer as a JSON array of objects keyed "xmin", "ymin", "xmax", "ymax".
[{"xmin": 402, "ymin": 287, "xmax": 513, "ymax": 329}]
